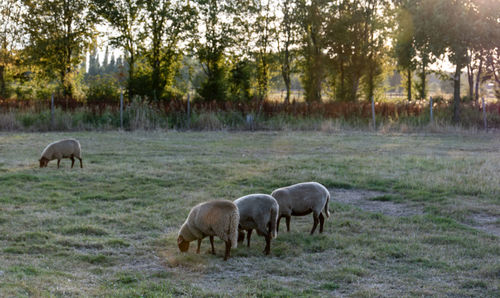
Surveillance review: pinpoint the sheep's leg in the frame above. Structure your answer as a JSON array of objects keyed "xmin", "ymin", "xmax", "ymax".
[
  {"xmin": 286, "ymin": 216, "xmax": 291, "ymax": 232},
  {"xmin": 70, "ymin": 156, "xmax": 75, "ymax": 168},
  {"xmin": 196, "ymin": 239, "xmax": 202, "ymax": 254},
  {"xmin": 277, "ymin": 215, "xmax": 282, "ymax": 232},
  {"xmin": 319, "ymin": 213, "xmax": 325, "ymax": 233},
  {"xmin": 79, "ymin": 158, "xmax": 83, "ymax": 168},
  {"xmin": 238, "ymin": 230, "xmax": 245, "ymax": 243},
  {"xmin": 264, "ymin": 233, "xmax": 271, "ymax": 255},
  {"xmin": 310, "ymin": 213, "xmax": 319, "ymax": 235},
  {"xmin": 209, "ymin": 236, "xmax": 215, "ymax": 255},
  {"xmin": 246, "ymin": 229, "xmax": 252, "ymax": 247},
  {"xmin": 57, "ymin": 159, "xmax": 61, "ymax": 168},
  {"xmin": 224, "ymin": 241, "xmax": 231, "ymax": 261}
]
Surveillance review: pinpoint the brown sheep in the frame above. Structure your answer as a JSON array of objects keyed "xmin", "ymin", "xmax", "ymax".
[
  {"xmin": 271, "ymin": 182, "xmax": 330, "ymax": 235},
  {"xmin": 39, "ymin": 139, "xmax": 83, "ymax": 168},
  {"xmin": 177, "ymin": 200, "xmax": 239, "ymax": 261}
]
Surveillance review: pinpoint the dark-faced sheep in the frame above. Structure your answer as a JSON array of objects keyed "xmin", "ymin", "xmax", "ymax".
[
  {"xmin": 271, "ymin": 182, "xmax": 330, "ymax": 235},
  {"xmin": 177, "ymin": 200, "xmax": 239, "ymax": 261},
  {"xmin": 39, "ymin": 139, "xmax": 83, "ymax": 168},
  {"xmin": 234, "ymin": 194, "xmax": 279, "ymax": 255}
]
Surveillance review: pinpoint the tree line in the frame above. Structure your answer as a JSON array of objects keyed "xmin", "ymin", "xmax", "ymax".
[{"xmin": 0, "ymin": 0, "xmax": 499, "ymax": 122}]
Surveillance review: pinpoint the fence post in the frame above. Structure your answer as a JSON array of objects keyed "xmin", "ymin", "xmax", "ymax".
[
  {"xmin": 371, "ymin": 96, "xmax": 376, "ymax": 130},
  {"xmin": 120, "ymin": 88, "xmax": 123, "ymax": 129},
  {"xmin": 51, "ymin": 93, "xmax": 54, "ymax": 130},
  {"xmin": 482, "ymin": 97, "xmax": 487, "ymax": 131},
  {"xmin": 187, "ymin": 92, "xmax": 191, "ymax": 129},
  {"xmin": 430, "ymin": 96, "xmax": 433, "ymax": 124}
]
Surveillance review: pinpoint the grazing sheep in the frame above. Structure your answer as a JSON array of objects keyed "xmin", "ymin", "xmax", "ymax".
[
  {"xmin": 177, "ymin": 200, "xmax": 239, "ymax": 261},
  {"xmin": 271, "ymin": 182, "xmax": 330, "ymax": 235},
  {"xmin": 39, "ymin": 139, "xmax": 83, "ymax": 168},
  {"xmin": 234, "ymin": 194, "xmax": 279, "ymax": 255}
]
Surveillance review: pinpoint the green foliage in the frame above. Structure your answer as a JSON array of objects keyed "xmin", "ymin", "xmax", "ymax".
[
  {"xmin": 86, "ymin": 75, "xmax": 121, "ymax": 103},
  {"xmin": 22, "ymin": 0, "xmax": 96, "ymax": 98},
  {"xmin": 229, "ymin": 59, "xmax": 253, "ymax": 102}
]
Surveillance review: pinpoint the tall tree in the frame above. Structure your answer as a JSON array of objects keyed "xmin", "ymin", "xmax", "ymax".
[
  {"xmin": 92, "ymin": 0, "xmax": 146, "ymax": 98},
  {"xmin": 422, "ymin": 0, "xmax": 475, "ymax": 122},
  {"xmin": 0, "ymin": 0, "xmax": 23, "ymax": 98},
  {"xmin": 362, "ymin": 0, "xmax": 392, "ymax": 101},
  {"xmin": 250, "ymin": 0, "xmax": 277, "ymax": 101},
  {"xmin": 278, "ymin": 0, "xmax": 297, "ymax": 104},
  {"xmin": 193, "ymin": 0, "xmax": 234, "ymax": 102},
  {"xmin": 22, "ymin": 0, "xmax": 96, "ymax": 97},
  {"xmin": 144, "ymin": 0, "xmax": 195, "ymax": 100},
  {"xmin": 393, "ymin": 5, "xmax": 416, "ymax": 102},
  {"xmin": 297, "ymin": 0, "xmax": 327, "ymax": 102}
]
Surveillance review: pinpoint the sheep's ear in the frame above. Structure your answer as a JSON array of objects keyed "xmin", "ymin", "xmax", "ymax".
[{"xmin": 177, "ymin": 235, "xmax": 184, "ymax": 245}]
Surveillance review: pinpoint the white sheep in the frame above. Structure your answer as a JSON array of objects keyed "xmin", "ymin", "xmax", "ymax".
[
  {"xmin": 271, "ymin": 182, "xmax": 330, "ymax": 235},
  {"xmin": 234, "ymin": 194, "xmax": 279, "ymax": 255},
  {"xmin": 177, "ymin": 200, "xmax": 239, "ymax": 261},
  {"xmin": 39, "ymin": 139, "xmax": 83, "ymax": 168}
]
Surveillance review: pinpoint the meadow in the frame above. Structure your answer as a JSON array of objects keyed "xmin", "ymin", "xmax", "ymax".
[{"xmin": 0, "ymin": 130, "xmax": 499, "ymax": 296}]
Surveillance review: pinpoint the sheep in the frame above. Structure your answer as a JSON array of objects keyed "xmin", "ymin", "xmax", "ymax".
[
  {"xmin": 234, "ymin": 194, "xmax": 279, "ymax": 255},
  {"xmin": 177, "ymin": 200, "xmax": 239, "ymax": 261},
  {"xmin": 271, "ymin": 182, "xmax": 330, "ymax": 235},
  {"xmin": 39, "ymin": 139, "xmax": 83, "ymax": 168}
]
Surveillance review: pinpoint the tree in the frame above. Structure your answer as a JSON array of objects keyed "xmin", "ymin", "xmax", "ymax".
[
  {"xmin": 193, "ymin": 0, "xmax": 234, "ymax": 102},
  {"xmin": 362, "ymin": 0, "xmax": 392, "ymax": 101},
  {"xmin": 87, "ymin": 49, "xmax": 100, "ymax": 77},
  {"xmin": 466, "ymin": 0, "xmax": 500, "ymax": 104},
  {"xmin": 250, "ymin": 0, "xmax": 277, "ymax": 101},
  {"xmin": 0, "ymin": 0, "xmax": 23, "ymax": 98},
  {"xmin": 278, "ymin": 0, "xmax": 297, "ymax": 104},
  {"xmin": 296, "ymin": 0, "xmax": 327, "ymax": 102},
  {"xmin": 144, "ymin": 0, "xmax": 195, "ymax": 100},
  {"xmin": 92, "ymin": 0, "xmax": 146, "ymax": 98},
  {"xmin": 22, "ymin": 0, "xmax": 96, "ymax": 98},
  {"xmin": 394, "ymin": 1, "xmax": 416, "ymax": 101}
]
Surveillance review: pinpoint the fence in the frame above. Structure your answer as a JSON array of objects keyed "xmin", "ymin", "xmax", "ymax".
[{"xmin": 1, "ymin": 95, "xmax": 499, "ymax": 129}]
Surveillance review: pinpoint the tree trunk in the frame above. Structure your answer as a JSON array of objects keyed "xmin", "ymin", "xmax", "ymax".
[
  {"xmin": 466, "ymin": 53, "xmax": 473, "ymax": 100},
  {"xmin": 339, "ymin": 59, "xmax": 345, "ymax": 101},
  {"xmin": 407, "ymin": 68, "xmax": 412, "ymax": 102},
  {"xmin": 128, "ymin": 53, "xmax": 134, "ymax": 99},
  {"xmin": 0, "ymin": 65, "xmax": 5, "ymax": 98},
  {"xmin": 474, "ymin": 57, "xmax": 483, "ymax": 106},
  {"xmin": 283, "ymin": 62, "xmax": 291, "ymax": 105},
  {"xmin": 453, "ymin": 63, "xmax": 462, "ymax": 123},
  {"xmin": 419, "ymin": 61, "xmax": 426, "ymax": 100}
]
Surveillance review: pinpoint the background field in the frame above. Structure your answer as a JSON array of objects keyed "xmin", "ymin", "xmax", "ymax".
[{"xmin": 0, "ymin": 131, "xmax": 499, "ymax": 296}]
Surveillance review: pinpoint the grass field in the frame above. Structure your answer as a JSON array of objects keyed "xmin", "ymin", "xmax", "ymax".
[{"xmin": 0, "ymin": 130, "xmax": 499, "ymax": 297}]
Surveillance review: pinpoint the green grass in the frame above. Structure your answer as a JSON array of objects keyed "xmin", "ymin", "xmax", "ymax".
[{"xmin": 0, "ymin": 130, "xmax": 499, "ymax": 296}]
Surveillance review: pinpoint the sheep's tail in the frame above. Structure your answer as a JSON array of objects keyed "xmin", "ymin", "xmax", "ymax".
[
  {"xmin": 269, "ymin": 205, "xmax": 278, "ymax": 239},
  {"xmin": 323, "ymin": 193, "xmax": 330, "ymax": 218},
  {"xmin": 229, "ymin": 210, "xmax": 239, "ymax": 249}
]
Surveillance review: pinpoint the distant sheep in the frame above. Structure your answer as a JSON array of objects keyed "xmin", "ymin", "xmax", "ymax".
[
  {"xmin": 177, "ymin": 200, "xmax": 239, "ymax": 261},
  {"xmin": 39, "ymin": 139, "xmax": 83, "ymax": 168},
  {"xmin": 234, "ymin": 194, "xmax": 279, "ymax": 255},
  {"xmin": 271, "ymin": 182, "xmax": 330, "ymax": 235}
]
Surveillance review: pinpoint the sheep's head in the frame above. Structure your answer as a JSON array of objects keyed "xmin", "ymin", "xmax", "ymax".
[
  {"xmin": 39, "ymin": 157, "xmax": 49, "ymax": 168},
  {"xmin": 177, "ymin": 235, "xmax": 190, "ymax": 252}
]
